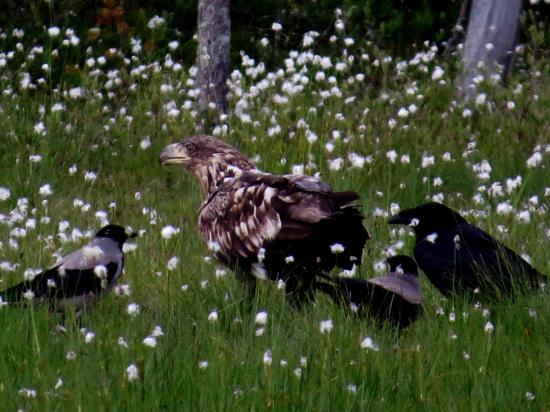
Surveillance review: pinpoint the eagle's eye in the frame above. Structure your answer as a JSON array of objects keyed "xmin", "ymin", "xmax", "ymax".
[{"xmin": 184, "ymin": 143, "xmax": 197, "ymax": 154}]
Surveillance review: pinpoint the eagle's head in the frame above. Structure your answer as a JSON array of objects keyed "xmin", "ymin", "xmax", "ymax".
[{"xmin": 160, "ymin": 135, "xmax": 256, "ymax": 194}]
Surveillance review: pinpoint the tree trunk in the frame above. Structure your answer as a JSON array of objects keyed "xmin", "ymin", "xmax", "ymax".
[
  {"xmin": 197, "ymin": 0, "xmax": 231, "ymax": 129},
  {"xmin": 460, "ymin": 0, "xmax": 522, "ymax": 98}
]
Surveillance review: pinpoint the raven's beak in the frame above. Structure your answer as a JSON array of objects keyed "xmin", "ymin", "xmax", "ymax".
[
  {"xmin": 129, "ymin": 232, "xmax": 138, "ymax": 238},
  {"xmin": 160, "ymin": 143, "xmax": 190, "ymax": 166},
  {"xmin": 388, "ymin": 212, "xmax": 410, "ymax": 225}
]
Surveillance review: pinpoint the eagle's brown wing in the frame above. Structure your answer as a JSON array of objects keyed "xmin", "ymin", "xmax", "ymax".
[
  {"xmin": 199, "ymin": 172, "xmax": 368, "ymax": 274},
  {"xmin": 199, "ymin": 177, "xmax": 283, "ymax": 260}
]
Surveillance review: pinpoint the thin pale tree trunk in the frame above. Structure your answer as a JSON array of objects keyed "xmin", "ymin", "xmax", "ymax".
[
  {"xmin": 460, "ymin": 0, "xmax": 522, "ymax": 98},
  {"xmin": 197, "ymin": 0, "xmax": 231, "ymax": 130}
]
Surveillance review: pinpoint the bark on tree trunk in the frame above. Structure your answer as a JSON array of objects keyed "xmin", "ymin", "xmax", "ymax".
[
  {"xmin": 460, "ymin": 0, "xmax": 522, "ymax": 99},
  {"xmin": 197, "ymin": 0, "xmax": 231, "ymax": 129}
]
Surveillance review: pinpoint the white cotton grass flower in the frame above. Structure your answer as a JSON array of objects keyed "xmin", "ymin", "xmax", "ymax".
[
  {"xmin": 94, "ymin": 264, "xmax": 107, "ymax": 279},
  {"xmin": 271, "ymin": 22, "xmax": 282, "ymax": 32},
  {"xmin": 496, "ymin": 201, "xmax": 514, "ymax": 216},
  {"xmin": 118, "ymin": 337, "xmax": 129, "ymax": 348},
  {"xmin": 431, "ymin": 66, "xmax": 444, "ymax": 80},
  {"xmin": 84, "ymin": 171, "xmax": 97, "ymax": 182},
  {"xmin": 39, "ymin": 184, "xmax": 53, "ymax": 197},
  {"xmin": 426, "ymin": 233, "xmax": 438, "ymax": 243},
  {"xmin": 319, "ymin": 319, "xmax": 333, "ymax": 334},
  {"xmin": 126, "ymin": 364, "xmax": 139, "ymax": 382},
  {"xmin": 198, "ymin": 360, "xmax": 209, "ymax": 369},
  {"xmin": 147, "ymin": 15, "xmax": 165, "ymax": 29},
  {"xmin": 140, "ymin": 137, "xmax": 151, "ymax": 150},
  {"xmin": 167, "ymin": 256, "xmax": 179, "ymax": 271},
  {"xmin": 207, "ymin": 241, "xmax": 221, "ymax": 252},
  {"xmin": 48, "ymin": 26, "xmax": 61, "ymax": 37},
  {"xmin": 23, "ymin": 290, "xmax": 35, "ymax": 300},
  {"xmin": 0, "ymin": 187, "xmax": 11, "ymax": 201},
  {"xmin": 421, "ymin": 154, "xmax": 435, "ymax": 168},
  {"xmin": 23, "ymin": 268, "xmax": 40, "ymax": 281},
  {"xmin": 161, "ymin": 225, "xmax": 180, "ymax": 239},
  {"xmin": 18, "ymin": 387, "xmax": 37, "ymax": 398},
  {"xmin": 526, "ymin": 151, "xmax": 543, "ymax": 168},
  {"xmin": 29, "ymin": 154, "xmax": 42, "ymax": 163},
  {"xmin": 328, "ymin": 157, "xmax": 344, "ymax": 171},
  {"xmin": 68, "ymin": 87, "xmax": 83, "ymax": 99},
  {"xmin": 84, "ymin": 331, "xmax": 96, "ymax": 344},
  {"xmin": 263, "ymin": 350, "xmax": 273, "ymax": 366},
  {"xmin": 386, "ymin": 150, "xmax": 398, "ymax": 163},
  {"xmin": 151, "ymin": 326, "xmax": 164, "ymax": 337},
  {"xmin": 208, "ymin": 310, "xmax": 218, "ymax": 322},
  {"xmin": 143, "ymin": 336, "xmax": 157, "ymax": 348},
  {"xmin": 330, "ymin": 243, "xmax": 345, "ymax": 254},
  {"xmin": 127, "ymin": 303, "xmax": 140, "ymax": 317},
  {"xmin": 484, "ymin": 321, "xmax": 494, "ymax": 333},
  {"xmin": 122, "ymin": 243, "xmax": 138, "ymax": 253},
  {"xmin": 347, "ymin": 384, "xmax": 357, "ymax": 394},
  {"xmin": 255, "ymin": 311, "xmax": 268, "ymax": 325},
  {"xmin": 360, "ymin": 336, "xmax": 380, "ymax": 351}
]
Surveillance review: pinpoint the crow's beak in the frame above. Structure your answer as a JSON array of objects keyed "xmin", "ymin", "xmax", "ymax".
[
  {"xmin": 129, "ymin": 232, "xmax": 138, "ymax": 238},
  {"xmin": 160, "ymin": 143, "xmax": 190, "ymax": 166}
]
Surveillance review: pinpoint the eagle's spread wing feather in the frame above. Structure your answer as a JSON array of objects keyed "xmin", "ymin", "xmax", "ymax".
[
  {"xmin": 200, "ymin": 178, "xmax": 282, "ymax": 260},
  {"xmin": 199, "ymin": 172, "xmax": 368, "ymax": 275}
]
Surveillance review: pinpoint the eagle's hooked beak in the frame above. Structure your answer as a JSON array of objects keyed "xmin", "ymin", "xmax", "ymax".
[{"xmin": 160, "ymin": 143, "xmax": 190, "ymax": 166}]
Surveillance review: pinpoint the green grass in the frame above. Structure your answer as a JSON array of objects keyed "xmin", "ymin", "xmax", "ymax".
[{"xmin": 0, "ymin": 24, "xmax": 549, "ymax": 411}]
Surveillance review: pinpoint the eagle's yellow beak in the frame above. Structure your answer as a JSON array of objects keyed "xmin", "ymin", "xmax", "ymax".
[{"xmin": 160, "ymin": 143, "xmax": 190, "ymax": 166}]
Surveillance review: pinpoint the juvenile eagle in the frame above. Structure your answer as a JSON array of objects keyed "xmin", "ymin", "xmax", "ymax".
[{"xmin": 160, "ymin": 135, "xmax": 369, "ymax": 305}]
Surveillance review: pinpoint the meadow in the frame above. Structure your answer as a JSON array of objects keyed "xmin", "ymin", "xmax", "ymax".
[{"xmin": 0, "ymin": 17, "xmax": 549, "ymax": 411}]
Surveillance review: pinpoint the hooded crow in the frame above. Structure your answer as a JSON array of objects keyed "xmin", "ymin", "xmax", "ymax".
[
  {"xmin": 315, "ymin": 255, "xmax": 422, "ymax": 328},
  {"xmin": 0, "ymin": 225, "xmax": 136, "ymax": 313},
  {"xmin": 388, "ymin": 202, "xmax": 547, "ymax": 299}
]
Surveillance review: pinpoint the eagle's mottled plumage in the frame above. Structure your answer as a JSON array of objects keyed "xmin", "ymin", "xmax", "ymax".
[{"xmin": 161, "ymin": 135, "xmax": 370, "ymax": 305}]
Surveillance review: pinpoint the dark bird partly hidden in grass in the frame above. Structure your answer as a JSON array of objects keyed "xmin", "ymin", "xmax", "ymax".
[
  {"xmin": 160, "ymin": 135, "xmax": 369, "ymax": 306},
  {"xmin": 0, "ymin": 225, "xmax": 136, "ymax": 314},
  {"xmin": 388, "ymin": 202, "xmax": 547, "ymax": 299},
  {"xmin": 314, "ymin": 255, "xmax": 422, "ymax": 328}
]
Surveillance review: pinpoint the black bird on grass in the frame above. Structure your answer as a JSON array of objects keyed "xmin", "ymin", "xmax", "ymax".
[
  {"xmin": 160, "ymin": 135, "xmax": 370, "ymax": 307},
  {"xmin": 0, "ymin": 225, "xmax": 136, "ymax": 315},
  {"xmin": 388, "ymin": 202, "xmax": 547, "ymax": 299},
  {"xmin": 315, "ymin": 255, "xmax": 422, "ymax": 328}
]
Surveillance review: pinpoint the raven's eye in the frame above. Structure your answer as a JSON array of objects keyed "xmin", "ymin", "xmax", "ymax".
[{"xmin": 184, "ymin": 143, "xmax": 197, "ymax": 154}]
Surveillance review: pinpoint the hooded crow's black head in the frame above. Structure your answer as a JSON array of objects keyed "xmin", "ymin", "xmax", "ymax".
[
  {"xmin": 387, "ymin": 255, "xmax": 419, "ymax": 276},
  {"xmin": 388, "ymin": 202, "xmax": 467, "ymax": 240},
  {"xmin": 95, "ymin": 225, "xmax": 136, "ymax": 246}
]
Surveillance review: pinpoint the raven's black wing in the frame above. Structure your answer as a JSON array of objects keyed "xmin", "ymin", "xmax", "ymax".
[{"xmin": 415, "ymin": 222, "xmax": 546, "ymax": 297}]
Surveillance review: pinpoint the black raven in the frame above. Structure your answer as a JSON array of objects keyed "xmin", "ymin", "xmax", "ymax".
[
  {"xmin": 315, "ymin": 255, "xmax": 422, "ymax": 328},
  {"xmin": 160, "ymin": 135, "xmax": 370, "ymax": 306},
  {"xmin": 0, "ymin": 225, "xmax": 136, "ymax": 314},
  {"xmin": 388, "ymin": 202, "xmax": 547, "ymax": 299}
]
